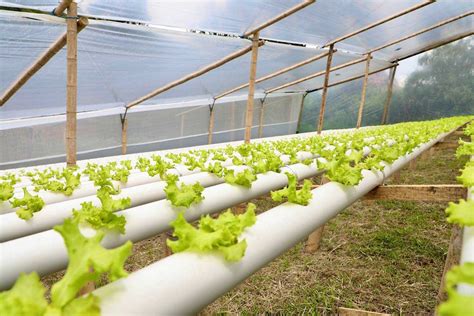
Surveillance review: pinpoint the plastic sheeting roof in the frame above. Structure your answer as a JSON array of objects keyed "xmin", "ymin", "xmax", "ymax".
[{"xmin": 0, "ymin": 0, "xmax": 472, "ymax": 121}]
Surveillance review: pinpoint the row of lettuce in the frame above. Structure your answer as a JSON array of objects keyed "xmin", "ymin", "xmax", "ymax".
[
  {"xmin": 0, "ymin": 116, "xmax": 471, "ymax": 315},
  {"xmin": 438, "ymin": 121, "xmax": 474, "ymax": 316}
]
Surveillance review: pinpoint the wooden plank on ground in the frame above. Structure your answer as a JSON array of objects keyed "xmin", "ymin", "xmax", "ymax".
[
  {"xmin": 364, "ymin": 185, "xmax": 467, "ymax": 202},
  {"xmin": 338, "ymin": 307, "xmax": 390, "ymax": 316},
  {"xmin": 305, "ymin": 184, "xmax": 467, "ymax": 202},
  {"xmin": 437, "ymin": 225, "xmax": 463, "ymax": 303},
  {"xmin": 433, "ymin": 141, "xmax": 459, "ymax": 150}
]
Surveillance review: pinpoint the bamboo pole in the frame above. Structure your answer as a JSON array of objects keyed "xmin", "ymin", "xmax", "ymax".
[
  {"xmin": 295, "ymin": 92, "xmax": 307, "ymax": 133},
  {"xmin": 244, "ymin": 33, "xmax": 260, "ymax": 143},
  {"xmin": 208, "ymin": 105, "xmax": 215, "ymax": 145},
  {"xmin": 367, "ymin": 11, "xmax": 473, "ymax": 54},
  {"xmin": 53, "ymin": 0, "xmax": 73, "ymax": 16},
  {"xmin": 266, "ymin": 56, "xmax": 368, "ymax": 94},
  {"xmin": 258, "ymin": 99, "xmax": 266, "ymax": 138},
  {"xmin": 121, "ymin": 116, "xmax": 128, "ymax": 155},
  {"xmin": 308, "ymin": 63, "xmax": 398, "ymax": 92},
  {"xmin": 0, "ymin": 17, "xmax": 88, "ymax": 107},
  {"xmin": 66, "ymin": 2, "xmax": 78, "ymax": 166},
  {"xmin": 126, "ymin": 43, "xmax": 263, "ymax": 110},
  {"xmin": 243, "ymin": 0, "xmax": 315, "ymax": 37},
  {"xmin": 394, "ymin": 31, "xmax": 474, "ymax": 62},
  {"xmin": 316, "ymin": 44, "xmax": 334, "ymax": 134},
  {"xmin": 381, "ymin": 66, "xmax": 397, "ymax": 125},
  {"xmin": 214, "ymin": 50, "xmax": 330, "ymax": 100},
  {"xmin": 356, "ymin": 54, "xmax": 371, "ymax": 129},
  {"xmin": 323, "ymin": 0, "xmax": 436, "ymax": 47}
]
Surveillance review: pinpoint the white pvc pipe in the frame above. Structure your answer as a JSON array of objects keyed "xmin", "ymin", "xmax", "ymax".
[
  {"xmin": 0, "ymin": 170, "xmax": 224, "ymax": 242},
  {"xmin": 0, "ymin": 162, "xmax": 322, "ymax": 289},
  {"xmin": 93, "ymin": 131, "xmax": 448, "ymax": 315},
  {"xmin": 0, "ymin": 152, "xmax": 316, "ymax": 240}
]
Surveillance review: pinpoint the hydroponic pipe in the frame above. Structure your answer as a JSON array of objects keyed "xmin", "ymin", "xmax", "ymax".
[
  {"xmin": 0, "ymin": 162, "xmax": 323, "ymax": 289},
  {"xmin": 2, "ymin": 149, "xmax": 315, "ymax": 214},
  {"xmin": 93, "ymin": 130, "xmax": 450, "ymax": 315},
  {"xmin": 0, "ymin": 129, "xmax": 443, "ymax": 290},
  {"xmin": 0, "ymin": 152, "xmax": 318, "ymax": 241}
]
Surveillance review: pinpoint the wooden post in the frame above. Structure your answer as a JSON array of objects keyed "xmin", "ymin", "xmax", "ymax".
[
  {"xmin": 381, "ymin": 66, "xmax": 397, "ymax": 125},
  {"xmin": 258, "ymin": 99, "xmax": 265, "ymax": 138},
  {"xmin": 356, "ymin": 53, "xmax": 371, "ymax": 129},
  {"xmin": 0, "ymin": 17, "xmax": 88, "ymax": 107},
  {"xmin": 121, "ymin": 116, "xmax": 128, "ymax": 155},
  {"xmin": 66, "ymin": 2, "xmax": 78, "ymax": 166},
  {"xmin": 317, "ymin": 44, "xmax": 334, "ymax": 134},
  {"xmin": 208, "ymin": 105, "xmax": 215, "ymax": 144},
  {"xmin": 305, "ymin": 177, "xmax": 330, "ymax": 253},
  {"xmin": 244, "ymin": 32, "xmax": 260, "ymax": 143},
  {"xmin": 295, "ymin": 92, "xmax": 307, "ymax": 133},
  {"xmin": 53, "ymin": 0, "xmax": 73, "ymax": 16}
]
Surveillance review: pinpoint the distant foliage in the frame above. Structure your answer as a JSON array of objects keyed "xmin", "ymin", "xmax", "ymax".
[{"xmin": 299, "ymin": 39, "xmax": 473, "ymax": 132}]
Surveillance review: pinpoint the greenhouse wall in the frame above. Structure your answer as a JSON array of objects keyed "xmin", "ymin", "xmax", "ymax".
[{"xmin": 0, "ymin": 94, "xmax": 303, "ymax": 169}]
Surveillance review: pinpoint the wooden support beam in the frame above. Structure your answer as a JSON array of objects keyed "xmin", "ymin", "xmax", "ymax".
[
  {"xmin": 356, "ymin": 53, "xmax": 371, "ymax": 129},
  {"xmin": 309, "ymin": 64, "xmax": 397, "ymax": 93},
  {"xmin": 66, "ymin": 2, "xmax": 78, "ymax": 166},
  {"xmin": 214, "ymin": 50, "xmax": 330, "ymax": 100},
  {"xmin": 126, "ymin": 42, "xmax": 263, "ymax": 109},
  {"xmin": 363, "ymin": 185, "xmax": 467, "ymax": 202},
  {"xmin": 381, "ymin": 66, "xmax": 397, "ymax": 125},
  {"xmin": 394, "ymin": 31, "xmax": 474, "ymax": 62},
  {"xmin": 244, "ymin": 32, "xmax": 260, "ymax": 143},
  {"xmin": 367, "ymin": 11, "xmax": 473, "ymax": 54},
  {"xmin": 0, "ymin": 17, "xmax": 88, "ymax": 107},
  {"xmin": 208, "ymin": 106, "xmax": 215, "ymax": 145},
  {"xmin": 338, "ymin": 307, "xmax": 390, "ymax": 316},
  {"xmin": 121, "ymin": 116, "xmax": 128, "ymax": 155},
  {"xmin": 317, "ymin": 44, "xmax": 334, "ymax": 134},
  {"xmin": 295, "ymin": 92, "xmax": 307, "ymax": 133},
  {"xmin": 323, "ymin": 0, "xmax": 435, "ymax": 47},
  {"xmin": 242, "ymin": 0, "xmax": 315, "ymax": 37},
  {"xmin": 266, "ymin": 56, "xmax": 369, "ymax": 94},
  {"xmin": 437, "ymin": 225, "xmax": 463, "ymax": 303},
  {"xmin": 53, "ymin": 0, "xmax": 73, "ymax": 16},
  {"xmin": 257, "ymin": 99, "xmax": 265, "ymax": 138}
]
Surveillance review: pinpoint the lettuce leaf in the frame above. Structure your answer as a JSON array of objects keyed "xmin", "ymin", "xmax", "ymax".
[
  {"xmin": 445, "ymin": 199, "xmax": 474, "ymax": 226},
  {"xmin": 167, "ymin": 203, "xmax": 256, "ymax": 261},
  {"xmin": 271, "ymin": 173, "xmax": 313, "ymax": 206},
  {"xmin": 164, "ymin": 174, "xmax": 204, "ymax": 208},
  {"xmin": 51, "ymin": 218, "xmax": 132, "ymax": 309},
  {"xmin": 11, "ymin": 188, "xmax": 45, "ymax": 220},
  {"xmin": 224, "ymin": 169, "xmax": 257, "ymax": 188}
]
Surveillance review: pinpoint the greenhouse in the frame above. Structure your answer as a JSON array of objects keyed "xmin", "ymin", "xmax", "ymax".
[{"xmin": 0, "ymin": 0, "xmax": 473, "ymax": 315}]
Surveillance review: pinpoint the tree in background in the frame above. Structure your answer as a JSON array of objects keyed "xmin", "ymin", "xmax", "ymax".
[
  {"xmin": 299, "ymin": 39, "xmax": 473, "ymax": 132},
  {"xmin": 389, "ymin": 39, "xmax": 473, "ymax": 122}
]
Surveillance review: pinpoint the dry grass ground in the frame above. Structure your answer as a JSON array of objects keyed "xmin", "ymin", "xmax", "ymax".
[{"xmin": 41, "ymin": 133, "xmax": 468, "ymax": 315}]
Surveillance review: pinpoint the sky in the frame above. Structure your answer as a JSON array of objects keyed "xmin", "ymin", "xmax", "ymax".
[{"xmin": 396, "ymin": 55, "xmax": 421, "ymax": 86}]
